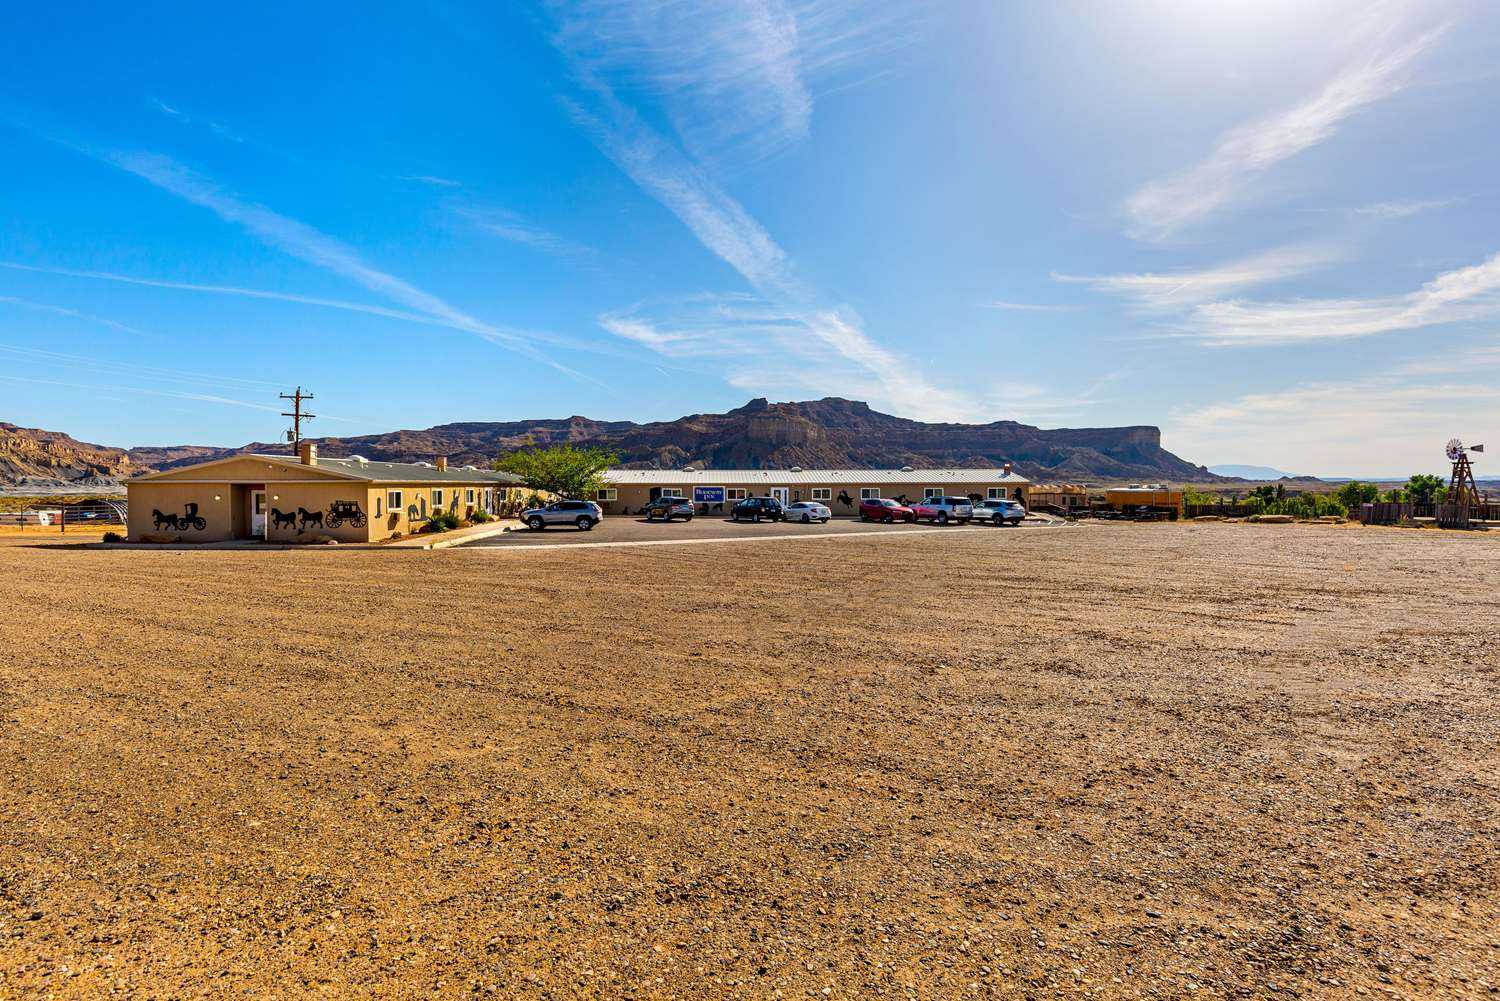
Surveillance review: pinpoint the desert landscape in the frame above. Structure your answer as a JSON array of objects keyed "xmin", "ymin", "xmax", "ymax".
[{"xmin": 2, "ymin": 523, "xmax": 1497, "ymax": 998}]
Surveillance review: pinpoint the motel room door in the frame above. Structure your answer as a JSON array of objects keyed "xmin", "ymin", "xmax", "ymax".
[
  {"xmin": 250, "ymin": 489, "xmax": 267, "ymax": 538},
  {"xmin": 770, "ymin": 487, "xmax": 790, "ymax": 506}
]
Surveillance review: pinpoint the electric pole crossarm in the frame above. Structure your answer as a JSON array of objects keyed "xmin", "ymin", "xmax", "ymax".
[{"xmin": 280, "ymin": 387, "xmax": 316, "ymax": 446}]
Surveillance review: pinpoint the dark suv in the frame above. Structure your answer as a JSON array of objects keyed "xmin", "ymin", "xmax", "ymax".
[
  {"xmin": 642, "ymin": 496, "xmax": 695, "ymax": 521},
  {"xmin": 730, "ymin": 496, "xmax": 785, "ymax": 522}
]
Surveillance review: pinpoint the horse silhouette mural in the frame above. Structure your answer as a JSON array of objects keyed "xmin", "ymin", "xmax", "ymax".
[
  {"xmin": 297, "ymin": 507, "xmax": 324, "ymax": 532},
  {"xmin": 837, "ymin": 490, "xmax": 854, "ymax": 508},
  {"xmin": 152, "ymin": 503, "xmax": 206, "ymax": 532},
  {"xmin": 271, "ymin": 509, "xmax": 297, "ymax": 530}
]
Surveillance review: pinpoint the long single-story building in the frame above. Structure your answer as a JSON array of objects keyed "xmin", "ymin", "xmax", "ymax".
[
  {"xmin": 126, "ymin": 443, "xmax": 522, "ymax": 543},
  {"xmin": 594, "ymin": 465, "xmax": 1031, "ymax": 516}
]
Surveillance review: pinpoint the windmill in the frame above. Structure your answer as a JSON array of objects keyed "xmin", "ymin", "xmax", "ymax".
[{"xmin": 1446, "ymin": 438, "xmax": 1483, "ymax": 508}]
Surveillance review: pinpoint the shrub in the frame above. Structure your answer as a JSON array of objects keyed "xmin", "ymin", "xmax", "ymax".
[
  {"xmin": 102, "ymin": 531, "xmax": 123, "ymax": 543},
  {"xmin": 469, "ymin": 510, "xmax": 492, "ymax": 524},
  {"xmin": 424, "ymin": 510, "xmax": 462, "ymax": 533}
]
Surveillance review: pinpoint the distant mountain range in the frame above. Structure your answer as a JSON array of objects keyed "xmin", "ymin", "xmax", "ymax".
[
  {"xmin": 1208, "ymin": 464, "xmax": 1300, "ymax": 480},
  {"xmin": 2, "ymin": 398, "xmax": 1224, "ymax": 491}
]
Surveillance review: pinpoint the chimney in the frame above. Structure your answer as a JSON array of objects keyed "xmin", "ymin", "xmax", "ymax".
[
  {"xmin": 299, "ymin": 441, "xmax": 318, "ymax": 466},
  {"xmin": 1002, "ymin": 461, "xmax": 1013, "ymax": 476},
  {"xmin": 435, "ymin": 456, "xmax": 448, "ymax": 472}
]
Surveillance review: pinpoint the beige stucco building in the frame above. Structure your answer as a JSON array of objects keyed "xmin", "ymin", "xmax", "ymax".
[
  {"xmin": 594, "ymin": 466, "xmax": 1031, "ymax": 517},
  {"xmin": 126, "ymin": 444, "xmax": 521, "ymax": 543}
]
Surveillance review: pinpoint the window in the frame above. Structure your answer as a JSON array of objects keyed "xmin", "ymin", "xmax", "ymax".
[
  {"xmin": 924, "ymin": 487, "xmax": 943, "ymax": 499},
  {"xmin": 988, "ymin": 487, "xmax": 1007, "ymax": 500},
  {"xmin": 466, "ymin": 489, "xmax": 475, "ymax": 504},
  {"xmin": 860, "ymin": 487, "xmax": 880, "ymax": 500},
  {"xmin": 387, "ymin": 490, "xmax": 403, "ymax": 512},
  {"xmin": 432, "ymin": 489, "xmax": 444, "ymax": 508},
  {"xmin": 596, "ymin": 488, "xmax": 617, "ymax": 502},
  {"xmin": 662, "ymin": 488, "xmax": 685, "ymax": 499},
  {"xmin": 727, "ymin": 488, "xmax": 747, "ymax": 501},
  {"xmin": 811, "ymin": 488, "xmax": 832, "ymax": 500}
]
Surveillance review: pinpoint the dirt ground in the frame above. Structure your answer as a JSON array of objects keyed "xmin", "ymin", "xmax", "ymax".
[{"xmin": 1, "ymin": 523, "xmax": 1497, "ymax": 999}]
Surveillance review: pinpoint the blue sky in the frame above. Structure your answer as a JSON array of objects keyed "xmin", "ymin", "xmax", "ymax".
[{"xmin": 1, "ymin": 0, "xmax": 1496, "ymax": 476}]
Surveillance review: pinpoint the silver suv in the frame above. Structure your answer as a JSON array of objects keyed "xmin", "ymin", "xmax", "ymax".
[
  {"xmin": 972, "ymin": 498, "xmax": 1026, "ymax": 526},
  {"xmin": 521, "ymin": 499, "xmax": 602, "ymax": 531}
]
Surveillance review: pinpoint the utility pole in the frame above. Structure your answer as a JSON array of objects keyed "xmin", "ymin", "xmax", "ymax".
[{"xmin": 280, "ymin": 387, "xmax": 316, "ymax": 446}]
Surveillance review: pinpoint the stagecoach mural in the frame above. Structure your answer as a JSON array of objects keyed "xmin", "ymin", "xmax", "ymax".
[
  {"xmin": 152, "ymin": 502, "xmax": 207, "ymax": 532},
  {"xmin": 325, "ymin": 500, "xmax": 366, "ymax": 528},
  {"xmin": 269, "ymin": 501, "xmax": 365, "ymax": 534}
]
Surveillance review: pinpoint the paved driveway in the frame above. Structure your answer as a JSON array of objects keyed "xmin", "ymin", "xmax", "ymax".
[{"xmin": 459, "ymin": 514, "xmax": 1048, "ymax": 548}]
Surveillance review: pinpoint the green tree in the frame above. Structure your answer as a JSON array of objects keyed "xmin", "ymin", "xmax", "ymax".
[
  {"xmin": 1333, "ymin": 480, "xmax": 1379, "ymax": 509},
  {"xmin": 1402, "ymin": 473, "xmax": 1445, "ymax": 505},
  {"xmin": 494, "ymin": 445, "xmax": 620, "ymax": 500}
]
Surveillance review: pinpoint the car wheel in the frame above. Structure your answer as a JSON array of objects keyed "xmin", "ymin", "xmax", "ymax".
[
  {"xmin": 992, "ymin": 515, "xmax": 1003, "ymax": 526},
  {"xmin": 882, "ymin": 513, "xmax": 893, "ymax": 523},
  {"xmin": 1010, "ymin": 519, "xmax": 1022, "ymax": 526},
  {"xmin": 685, "ymin": 514, "xmax": 693, "ymax": 521},
  {"xmin": 753, "ymin": 513, "xmax": 761, "ymax": 523},
  {"xmin": 937, "ymin": 512, "xmax": 949, "ymax": 525},
  {"xmin": 577, "ymin": 516, "xmax": 594, "ymax": 530},
  {"xmin": 801, "ymin": 513, "xmax": 811, "ymax": 523},
  {"xmin": 527, "ymin": 515, "xmax": 545, "ymax": 531}
]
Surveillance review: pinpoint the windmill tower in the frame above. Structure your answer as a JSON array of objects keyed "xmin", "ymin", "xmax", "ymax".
[{"xmin": 1441, "ymin": 438, "xmax": 1484, "ymax": 528}]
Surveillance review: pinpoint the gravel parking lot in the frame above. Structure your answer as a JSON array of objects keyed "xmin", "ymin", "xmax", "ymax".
[
  {"xmin": 462, "ymin": 513, "xmax": 1050, "ymax": 548},
  {"xmin": 2, "ymin": 523, "xmax": 1496, "ymax": 998}
]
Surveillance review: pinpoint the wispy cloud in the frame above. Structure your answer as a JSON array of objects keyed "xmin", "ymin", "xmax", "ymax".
[
  {"xmin": 599, "ymin": 292, "xmax": 972, "ymax": 419},
  {"xmin": 150, "ymin": 97, "xmax": 247, "ymax": 144},
  {"xmin": 397, "ymin": 174, "xmax": 463, "ymax": 188},
  {"xmin": 1167, "ymin": 348, "xmax": 1500, "ymax": 475},
  {"xmin": 453, "ymin": 204, "xmax": 593, "ymax": 257},
  {"xmin": 1124, "ymin": 17, "xmax": 1448, "ymax": 240},
  {"xmin": 554, "ymin": 6, "xmax": 968, "ymax": 418},
  {"xmin": 979, "ymin": 300, "xmax": 1077, "ymax": 313},
  {"xmin": 1349, "ymin": 197, "xmax": 1459, "ymax": 219},
  {"xmin": 1055, "ymin": 242, "xmax": 1344, "ymax": 309},
  {"xmin": 1181, "ymin": 249, "xmax": 1500, "ymax": 344},
  {"xmin": 0, "ymin": 260, "xmax": 652, "ymax": 368},
  {"xmin": 0, "ymin": 372, "xmax": 363, "ymax": 423},
  {"xmin": 0, "ymin": 294, "xmax": 144, "ymax": 335},
  {"xmin": 88, "ymin": 150, "xmax": 593, "ymax": 378},
  {"xmin": 552, "ymin": 0, "xmax": 920, "ymax": 167}
]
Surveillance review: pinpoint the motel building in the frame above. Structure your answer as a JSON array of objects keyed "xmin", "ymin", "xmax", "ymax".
[
  {"xmin": 126, "ymin": 443, "xmax": 521, "ymax": 544},
  {"xmin": 594, "ymin": 465, "xmax": 1031, "ymax": 517}
]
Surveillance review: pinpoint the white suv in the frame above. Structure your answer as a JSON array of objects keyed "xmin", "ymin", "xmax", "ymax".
[{"xmin": 909, "ymin": 495, "xmax": 973, "ymax": 525}]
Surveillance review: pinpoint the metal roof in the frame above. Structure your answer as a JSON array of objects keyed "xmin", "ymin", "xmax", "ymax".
[
  {"xmin": 602, "ymin": 467, "xmax": 1029, "ymax": 486},
  {"xmin": 258, "ymin": 455, "xmax": 522, "ymax": 484}
]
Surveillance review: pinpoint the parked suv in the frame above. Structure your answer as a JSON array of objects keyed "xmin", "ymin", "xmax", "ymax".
[
  {"xmin": 972, "ymin": 498, "xmax": 1026, "ymax": 526},
  {"xmin": 858, "ymin": 497, "xmax": 915, "ymax": 523},
  {"xmin": 730, "ymin": 496, "xmax": 785, "ymax": 522},
  {"xmin": 642, "ymin": 497, "xmax": 695, "ymax": 522},
  {"xmin": 909, "ymin": 495, "xmax": 973, "ymax": 525},
  {"xmin": 521, "ymin": 498, "xmax": 602, "ymax": 531}
]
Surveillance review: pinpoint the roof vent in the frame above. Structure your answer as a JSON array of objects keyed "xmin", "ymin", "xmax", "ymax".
[
  {"xmin": 900, "ymin": 465, "xmax": 914, "ymax": 472},
  {"xmin": 790, "ymin": 466, "xmax": 803, "ymax": 472},
  {"xmin": 349, "ymin": 454, "xmax": 370, "ymax": 465},
  {"xmin": 681, "ymin": 465, "xmax": 696, "ymax": 472},
  {"xmin": 461, "ymin": 464, "xmax": 478, "ymax": 470},
  {"xmin": 415, "ymin": 461, "xmax": 433, "ymax": 467}
]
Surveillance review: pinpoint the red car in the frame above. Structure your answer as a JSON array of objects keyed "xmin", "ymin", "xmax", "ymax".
[{"xmin": 859, "ymin": 497, "xmax": 915, "ymax": 523}]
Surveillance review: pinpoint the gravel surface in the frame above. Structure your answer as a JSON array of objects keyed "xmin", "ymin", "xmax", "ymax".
[{"xmin": 1, "ymin": 523, "xmax": 1497, "ymax": 999}]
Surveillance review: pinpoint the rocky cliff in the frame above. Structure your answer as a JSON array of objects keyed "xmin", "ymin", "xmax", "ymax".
[
  {"xmin": 0, "ymin": 422, "xmax": 142, "ymax": 490},
  {"xmin": 2, "ymin": 398, "xmax": 1220, "ymax": 489}
]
